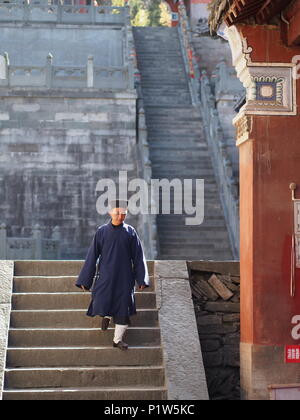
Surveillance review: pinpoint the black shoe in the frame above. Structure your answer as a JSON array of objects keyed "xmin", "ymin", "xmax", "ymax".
[
  {"xmin": 101, "ymin": 317, "xmax": 110, "ymax": 331},
  {"xmin": 113, "ymin": 341, "xmax": 129, "ymax": 351}
]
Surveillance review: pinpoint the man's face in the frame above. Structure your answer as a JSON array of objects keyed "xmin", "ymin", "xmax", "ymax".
[{"xmin": 109, "ymin": 207, "xmax": 127, "ymax": 225}]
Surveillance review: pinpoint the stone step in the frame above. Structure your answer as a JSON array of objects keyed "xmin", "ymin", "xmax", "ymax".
[
  {"xmin": 139, "ymin": 68, "xmax": 185, "ymax": 74},
  {"xmin": 149, "ymin": 147, "xmax": 209, "ymax": 155},
  {"xmin": 13, "ymin": 260, "xmax": 154, "ymax": 277},
  {"xmin": 4, "ymin": 366, "xmax": 165, "ymax": 389},
  {"xmin": 159, "ymin": 252, "xmax": 232, "ymax": 260},
  {"xmin": 141, "ymin": 83, "xmax": 189, "ymax": 89},
  {"xmin": 8, "ymin": 327, "xmax": 161, "ymax": 348},
  {"xmin": 160, "ymin": 248, "xmax": 232, "ymax": 257},
  {"xmin": 158, "ymin": 240, "xmax": 230, "ymax": 249},
  {"xmin": 11, "ymin": 292, "xmax": 156, "ymax": 310},
  {"xmin": 156, "ymin": 213, "xmax": 226, "ymax": 221},
  {"xmin": 135, "ymin": 44, "xmax": 181, "ymax": 49},
  {"xmin": 158, "ymin": 232, "xmax": 230, "ymax": 241},
  {"xmin": 143, "ymin": 100, "xmax": 192, "ymax": 106},
  {"xmin": 148, "ymin": 137, "xmax": 207, "ymax": 144},
  {"xmin": 150, "ymin": 161, "xmax": 213, "ymax": 169},
  {"xmin": 143, "ymin": 96, "xmax": 191, "ymax": 102},
  {"xmin": 12, "ymin": 276, "xmax": 155, "ymax": 293},
  {"xmin": 151, "ymin": 162, "xmax": 214, "ymax": 171},
  {"xmin": 145, "ymin": 115, "xmax": 200, "ymax": 121},
  {"xmin": 146, "ymin": 123, "xmax": 202, "ymax": 131},
  {"xmin": 156, "ymin": 221, "xmax": 226, "ymax": 228},
  {"xmin": 3, "ymin": 385, "xmax": 168, "ymax": 400},
  {"xmin": 145, "ymin": 104, "xmax": 197, "ymax": 109},
  {"xmin": 6, "ymin": 346, "xmax": 163, "ymax": 367},
  {"xmin": 143, "ymin": 95, "xmax": 191, "ymax": 102},
  {"xmin": 135, "ymin": 50, "xmax": 182, "ymax": 55},
  {"xmin": 140, "ymin": 74, "xmax": 187, "ymax": 80},
  {"xmin": 151, "ymin": 173, "xmax": 216, "ymax": 181},
  {"xmin": 147, "ymin": 127, "xmax": 203, "ymax": 134},
  {"xmin": 10, "ymin": 309, "xmax": 158, "ymax": 328},
  {"xmin": 149, "ymin": 155, "xmax": 211, "ymax": 164},
  {"xmin": 14, "ymin": 260, "xmax": 84, "ymax": 277},
  {"xmin": 143, "ymin": 99, "xmax": 192, "ymax": 105},
  {"xmin": 145, "ymin": 106, "xmax": 198, "ymax": 114},
  {"xmin": 146, "ymin": 121, "xmax": 201, "ymax": 128}
]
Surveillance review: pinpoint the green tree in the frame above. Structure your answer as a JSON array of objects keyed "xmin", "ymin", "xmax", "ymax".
[
  {"xmin": 159, "ymin": 2, "xmax": 171, "ymax": 26},
  {"xmin": 132, "ymin": 7, "xmax": 150, "ymax": 26},
  {"xmin": 104, "ymin": 0, "xmax": 171, "ymax": 26}
]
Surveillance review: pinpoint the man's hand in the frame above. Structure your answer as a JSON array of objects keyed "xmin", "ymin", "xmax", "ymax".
[
  {"xmin": 138, "ymin": 285, "xmax": 147, "ymax": 290},
  {"xmin": 81, "ymin": 285, "xmax": 89, "ymax": 292}
]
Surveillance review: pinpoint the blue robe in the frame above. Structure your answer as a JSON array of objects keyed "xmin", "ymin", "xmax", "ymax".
[{"xmin": 76, "ymin": 220, "xmax": 149, "ymax": 321}]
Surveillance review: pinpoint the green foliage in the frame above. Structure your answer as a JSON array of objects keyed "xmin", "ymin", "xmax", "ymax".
[
  {"xmin": 103, "ymin": 0, "xmax": 171, "ymax": 26},
  {"xmin": 130, "ymin": 0, "xmax": 171, "ymax": 27}
]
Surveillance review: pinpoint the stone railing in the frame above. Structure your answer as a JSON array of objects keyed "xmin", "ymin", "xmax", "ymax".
[
  {"xmin": 200, "ymin": 70, "xmax": 240, "ymax": 259},
  {"xmin": 177, "ymin": 0, "xmax": 201, "ymax": 106},
  {"xmin": 0, "ymin": 3, "xmax": 134, "ymax": 90},
  {"xmin": 0, "ymin": 224, "xmax": 61, "ymax": 260},
  {"xmin": 0, "ymin": 53, "xmax": 133, "ymax": 90},
  {"xmin": 0, "ymin": 2, "xmax": 126, "ymax": 25},
  {"xmin": 136, "ymin": 99, "xmax": 159, "ymax": 260}
]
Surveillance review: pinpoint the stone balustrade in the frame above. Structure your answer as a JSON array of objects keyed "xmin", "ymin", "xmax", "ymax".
[
  {"xmin": 0, "ymin": 53, "xmax": 132, "ymax": 90},
  {"xmin": 0, "ymin": 2, "xmax": 126, "ymax": 25},
  {"xmin": 0, "ymin": 224, "xmax": 61, "ymax": 260}
]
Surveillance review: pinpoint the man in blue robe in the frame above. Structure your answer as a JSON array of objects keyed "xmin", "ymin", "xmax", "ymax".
[{"xmin": 76, "ymin": 200, "xmax": 149, "ymax": 350}]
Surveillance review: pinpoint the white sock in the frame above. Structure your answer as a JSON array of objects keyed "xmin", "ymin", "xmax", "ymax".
[{"xmin": 113, "ymin": 324, "xmax": 128, "ymax": 344}]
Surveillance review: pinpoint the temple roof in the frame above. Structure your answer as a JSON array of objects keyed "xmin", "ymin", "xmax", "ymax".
[{"xmin": 208, "ymin": 0, "xmax": 293, "ymax": 33}]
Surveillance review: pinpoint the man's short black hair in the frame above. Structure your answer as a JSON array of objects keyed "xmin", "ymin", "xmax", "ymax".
[{"xmin": 109, "ymin": 199, "xmax": 128, "ymax": 210}]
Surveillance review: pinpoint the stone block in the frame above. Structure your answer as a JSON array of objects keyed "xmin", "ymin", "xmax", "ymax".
[
  {"xmin": 187, "ymin": 261, "xmax": 240, "ymax": 276},
  {"xmin": 0, "ymin": 113, "xmax": 9, "ymax": 121},
  {"xmin": 197, "ymin": 314, "xmax": 222, "ymax": 326},
  {"xmin": 200, "ymin": 339, "xmax": 221, "ymax": 352},
  {"xmin": 198, "ymin": 323, "xmax": 239, "ymax": 335},
  {"xmin": 208, "ymin": 274, "xmax": 234, "ymax": 301},
  {"xmin": 0, "ymin": 260, "xmax": 14, "ymax": 400},
  {"xmin": 219, "ymin": 275, "xmax": 239, "ymax": 292},
  {"xmin": 224, "ymin": 345, "xmax": 240, "ymax": 367},
  {"xmin": 204, "ymin": 301, "xmax": 240, "ymax": 313},
  {"xmin": 223, "ymin": 332, "xmax": 240, "ymax": 346},
  {"xmin": 155, "ymin": 267, "xmax": 209, "ymax": 400},
  {"xmin": 0, "ymin": 261, "xmax": 14, "ymax": 304},
  {"xmin": 191, "ymin": 279, "xmax": 219, "ymax": 301},
  {"xmin": 202, "ymin": 350, "xmax": 223, "ymax": 367},
  {"xmin": 155, "ymin": 260, "xmax": 189, "ymax": 279},
  {"xmin": 223, "ymin": 313, "xmax": 240, "ymax": 323}
]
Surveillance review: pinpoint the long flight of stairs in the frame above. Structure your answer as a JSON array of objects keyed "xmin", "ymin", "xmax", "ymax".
[
  {"xmin": 133, "ymin": 27, "xmax": 233, "ymax": 261},
  {"xmin": 3, "ymin": 261, "xmax": 167, "ymax": 400}
]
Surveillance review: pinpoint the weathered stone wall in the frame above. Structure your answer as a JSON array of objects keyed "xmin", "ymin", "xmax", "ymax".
[
  {"xmin": 187, "ymin": 261, "xmax": 240, "ymax": 400},
  {"xmin": 0, "ymin": 89, "xmax": 140, "ymax": 259},
  {"xmin": 0, "ymin": 26, "xmax": 124, "ymax": 68}
]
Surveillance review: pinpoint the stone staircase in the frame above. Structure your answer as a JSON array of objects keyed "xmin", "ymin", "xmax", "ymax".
[
  {"xmin": 133, "ymin": 27, "xmax": 233, "ymax": 260},
  {"xmin": 3, "ymin": 260, "xmax": 167, "ymax": 400}
]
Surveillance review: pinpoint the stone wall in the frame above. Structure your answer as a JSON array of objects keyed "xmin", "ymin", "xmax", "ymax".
[
  {"xmin": 0, "ymin": 89, "xmax": 140, "ymax": 259},
  {"xmin": 0, "ymin": 5, "xmax": 158, "ymax": 260},
  {"xmin": 187, "ymin": 260, "xmax": 240, "ymax": 400}
]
